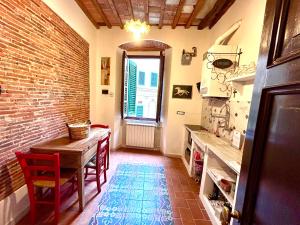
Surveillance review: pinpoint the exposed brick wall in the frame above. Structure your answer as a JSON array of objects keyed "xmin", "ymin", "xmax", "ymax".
[{"xmin": 0, "ymin": 0, "xmax": 90, "ymax": 200}]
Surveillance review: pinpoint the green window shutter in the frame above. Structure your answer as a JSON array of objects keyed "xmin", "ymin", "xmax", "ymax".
[
  {"xmin": 136, "ymin": 105, "xmax": 143, "ymax": 117},
  {"xmin": 128, "ymin": 60, "xmax": 137, "ymax": 116},
  {"xmin": 151, "ymin": 72, "xmax": 158, "ymax": 87},
  {"xmin": 138, "ymin": 71, "xmax": 145, "ymax": 85}
]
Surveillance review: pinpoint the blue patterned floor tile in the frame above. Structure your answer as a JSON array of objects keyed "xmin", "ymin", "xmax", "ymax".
[{"xmin": 89, "ymin": 163, "xmax": 173, "ymax": 225}]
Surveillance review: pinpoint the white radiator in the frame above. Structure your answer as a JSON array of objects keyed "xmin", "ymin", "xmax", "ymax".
[{"xmin": 126, "ymin": 123, "xmax": 155, "ymax": 148}]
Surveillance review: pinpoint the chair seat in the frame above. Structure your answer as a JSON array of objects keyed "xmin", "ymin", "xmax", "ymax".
[
  {"xmin": 85, "ymin": 156, "xmax": 104, "ymax": 168},
  {"xmin": 33, "ymin": 168, "xmax": 76, "ymax": 188}
]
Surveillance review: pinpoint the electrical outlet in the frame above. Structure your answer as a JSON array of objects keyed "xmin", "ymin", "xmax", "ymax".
[{"xmin": 177, "ymin": 111, "xmax": 185, "ymax": 115}]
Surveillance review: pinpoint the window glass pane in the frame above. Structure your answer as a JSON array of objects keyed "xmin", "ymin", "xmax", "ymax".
[
  {"xmin": 123, "ymin": 58, "xmax": 160, "ymax": 120},
  {"xmin": 151, "ymin": 72, "xmax": 158, "ymax": 87},
  {"xmin": 138, "ymin": 71, "xmax": 145, "ymax": 85}
]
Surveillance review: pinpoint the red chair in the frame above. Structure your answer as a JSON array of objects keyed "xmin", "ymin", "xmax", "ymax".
[
  {"xmin": 90, "ymin": 124, "xmax": 110, "ymax": 170},
  {"xmin": 84, "ymin": 132, "xmax": 111, "ymax": 193},
  {"xmin": 15, "ymin": 152, "xmax": 76, "ymax": 224}
]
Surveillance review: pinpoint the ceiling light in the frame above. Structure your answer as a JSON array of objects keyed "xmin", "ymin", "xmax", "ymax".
[{"xmin": 124, "ymin": 19, "xmax": 150, "ymax": 40}]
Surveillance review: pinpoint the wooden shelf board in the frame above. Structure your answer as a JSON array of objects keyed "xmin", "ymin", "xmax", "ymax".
[
  {"xmin": 207, "ymin": 169, "xmax": 234, "ymax": 205},
  {"xmin": 202, "ymin": 195, "xmax": 221, "ymax": 225},
  {"xmin": 226, "ymin": 73, "xmax": 255, "ymax": 83}
]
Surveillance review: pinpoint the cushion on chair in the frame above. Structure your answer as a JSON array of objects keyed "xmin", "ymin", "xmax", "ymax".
[{"xmin": 33, "ymin": 168, "xmax": 76, "ymax": 188}]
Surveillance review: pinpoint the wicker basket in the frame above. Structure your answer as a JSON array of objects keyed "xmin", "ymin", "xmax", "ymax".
[{"xmin": 67, "ymin": 122, "xmax": 90, "ymax": 140}]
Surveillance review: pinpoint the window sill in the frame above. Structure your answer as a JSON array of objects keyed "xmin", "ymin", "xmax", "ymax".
[{"xmin": 124, "ymin": 119, "xmax": 159, "ymax": 127}]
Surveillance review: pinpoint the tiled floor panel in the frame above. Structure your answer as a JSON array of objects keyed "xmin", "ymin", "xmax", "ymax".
[{"xmin": 17, "ymin": 148, "xmax": 212, "ymax": 225}]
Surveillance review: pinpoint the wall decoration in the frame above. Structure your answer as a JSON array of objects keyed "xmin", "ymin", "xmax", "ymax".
[
  {"xmin": 101, "ymin": 57, "xmax": 110, "ymax": 85},
  {"xmin": 172, "ymin": 85, "xmax": 192, "ymax": 99},
  {"xmin": 201, "ymin": 98, "xmax": 251, "ymax": 142}
]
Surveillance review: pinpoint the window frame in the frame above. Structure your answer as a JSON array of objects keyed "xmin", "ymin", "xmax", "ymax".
[{"xmin": 121, "ymin": 53, "xmax": 165, "ymax": 122}]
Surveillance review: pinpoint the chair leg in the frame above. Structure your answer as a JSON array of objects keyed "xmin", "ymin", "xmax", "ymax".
[
  {"xmin": 29, "ymin": 202, "xmax": 36, "ymax": 225},
  {"xmin": 28, "ymin": 186, "xmax": 36, "ymax": 225},
  {"xmin": 96, "ymin": 166, "xmax": 101, "ymax": 193},
  {"xmin": 54, "ymin": 186, "xmax": 60, "ymax": 224},
  {"xmin": 85, "ymin": 167, "xmax": 88, "ymax": 179},
  {"xmin": 106, "ymin": 151, "xmax": 109, "ymax": 170},
  {"xmin": 104, "ymin": 167, "xmax": 107, "ymax": 183}
]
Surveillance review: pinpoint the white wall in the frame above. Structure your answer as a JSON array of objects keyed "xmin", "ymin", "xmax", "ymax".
[
  {"xmin": 0, "ymin": 1, "xmax": 98, "ymax": 225},
  {"xmin": 94, "ymin": 27, "xmax": 210, "ymax": 154},
  {"xmin": 207, "ymin": 0, "xmax": 267, "ymax": 101}
]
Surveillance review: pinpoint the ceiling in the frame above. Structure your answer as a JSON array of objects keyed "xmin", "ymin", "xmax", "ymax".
[{"xmin": 75, "ymin": 0, "xmax": 236, "ymax": 29}]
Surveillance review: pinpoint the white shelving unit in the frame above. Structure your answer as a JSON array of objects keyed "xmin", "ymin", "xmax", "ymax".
[
  {"xmin": 226, "ymin": 72, "xmax": 255, "ymax": 83},
  {"xmin": 192, "ymin": 131, "xmax": 242, "ymax": 225}
]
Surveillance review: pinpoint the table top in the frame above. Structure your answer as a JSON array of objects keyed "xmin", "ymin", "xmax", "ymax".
[{"xmin": 31, "ymin": 128, "xmax": 110, "ymax": 155}]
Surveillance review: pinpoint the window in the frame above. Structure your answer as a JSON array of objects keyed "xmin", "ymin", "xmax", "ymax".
[
  {"xmin": 136, "ymin": 105, "xmax": 144, "ymax": 117},
  {"xmin": 121, "ymin": 54, "xmax": 164, "ymax": 122},
  {"xmin": 138, "ymin": 71, "xmax": 145, "ymax": 85},
  {"xmin": 150, "ymin": 72, "xmax": 158, "ymax": 87}
]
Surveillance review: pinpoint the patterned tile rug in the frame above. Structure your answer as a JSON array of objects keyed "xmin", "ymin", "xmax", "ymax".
[{"xmin": 89, "ymin": 163, "xmax": 174, "ymax": 225}]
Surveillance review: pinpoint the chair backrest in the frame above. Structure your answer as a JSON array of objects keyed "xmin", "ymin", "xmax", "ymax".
[
  {"xmin": 95, "ymin": 132, "xmax": 111, "ymax": 167},
  {"xmin": 91, "ymin": 124, "xmax": 109, "ymax": 129},
  {"xmin": 15, "ymin": 152, "xmax": 60, "ymax": 190}
]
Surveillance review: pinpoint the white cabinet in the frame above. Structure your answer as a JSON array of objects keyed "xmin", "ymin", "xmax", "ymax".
[
  {"xmin": 200, "ymin": 45, "xmax": 238, "ymax": 98},
  {"xmin": 191, "ymin": 131, "xmax": 242, "ymax": 225},
  {"xmin": 182, "ymin": 125, "xmax": 205, "ymax": 177}
]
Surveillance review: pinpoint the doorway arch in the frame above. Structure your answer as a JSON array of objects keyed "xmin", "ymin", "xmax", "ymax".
[{"xmin": 118, "ymin": 40, "xmax": 171, "ymax": 51}]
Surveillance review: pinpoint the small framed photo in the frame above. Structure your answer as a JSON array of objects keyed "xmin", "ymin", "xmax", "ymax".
[
  {"xmin": 172, "ymin": 85, "xmax": 193, "ymax": 99},
  {"xmin": 101, "ymin": 57, "xmax": 110, "ymax": 85}
]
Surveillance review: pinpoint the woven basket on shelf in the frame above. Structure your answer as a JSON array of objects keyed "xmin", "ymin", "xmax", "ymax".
[{"xmin": 67, "ymin": 122, "xmax": 90, "ymax": 140}]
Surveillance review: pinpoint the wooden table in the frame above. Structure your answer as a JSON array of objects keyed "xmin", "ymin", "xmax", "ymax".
[{"xmin": 30, "ymin": 127, "xmax": 110, "ymax": 211}]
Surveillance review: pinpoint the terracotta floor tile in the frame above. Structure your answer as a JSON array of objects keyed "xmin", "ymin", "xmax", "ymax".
[
  {"xmin": 16, "ymin": 148, "xmax": 211, "ymax": 225},
  {"xmin": 194, "ymin": 219, "xmax": 213, "ymax": 225},
  {"xmin": 171, "ymin": 198, "xmax": 189, "ymax": 208},
  {"xmin": 174, "ymin": 218, "xmax": 183, "ymax": 225},
  {"xmin": 172, "ymin": 207, "xmax": 181, "ymax": 218},
  {"xmin": 201, "ymin": 209, "xmax": 210, "ymax": 220},
  {"xmin": 179, "ymin": 208, "xmax": 195, "ymax": 224},
  {"xmin": 187, "ymin": 199, "xmax": 205, "ymax": 219}
]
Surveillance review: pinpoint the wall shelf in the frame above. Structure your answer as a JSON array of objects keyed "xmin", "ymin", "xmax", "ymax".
[
  {"xmin": 226, "ymin": 72, "xmax": 255, "ymax": 83},
  {"xmin": 207, "ymin": 168, "xmax": 235, "ymax": 205}
]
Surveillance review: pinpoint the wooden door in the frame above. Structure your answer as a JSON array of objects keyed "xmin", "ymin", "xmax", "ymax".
[{"xmin": 232, "ymin": 0, "xmax": 300, "ymax": 224}]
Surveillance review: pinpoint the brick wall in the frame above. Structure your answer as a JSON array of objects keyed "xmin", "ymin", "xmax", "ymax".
[{"xmin": 0, "ymin": 0, "xmax": 90, "ymax": 200}]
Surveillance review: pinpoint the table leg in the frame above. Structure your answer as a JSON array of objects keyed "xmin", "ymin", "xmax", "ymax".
[
  {"xmin": 106, "ymin": 149, "xmax": 109, "ymax": 170},
  {"xmin": 77, "ymin": 167, "xmax": 85, "ymax": 211}
]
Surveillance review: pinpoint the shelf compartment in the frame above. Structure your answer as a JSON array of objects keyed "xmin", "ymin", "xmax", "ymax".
[
  {"xmin": 207, "ymin": 168, "xmax": 235, "ymax": 205},
  {"xmin": 202, "ymin": 195, "xmax": 222, "ymax": 225},
  {"xmin": 226, "ymin": 72, "xmax": 255, "ymax": 83}
]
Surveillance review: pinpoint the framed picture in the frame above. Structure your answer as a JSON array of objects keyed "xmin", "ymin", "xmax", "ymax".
[
  {"xmin": 172, "ymin": 85, "xmax": 193, "ymax": 99},
  {"xmin": 101, "ymin": 57, "xmax": 110, "ymax": 85}
]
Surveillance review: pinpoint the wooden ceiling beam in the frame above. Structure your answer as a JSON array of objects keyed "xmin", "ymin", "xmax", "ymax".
[
  {"xmin": 158, "ymin": 0, "xmax": 166, "ymax": 29},
  {"xmin": 107, "ymin": 0, "xmax": 123, "ymax": 28},
  {"xmin": 144, "ymin": 0, "xmax": 149, "ymax": 23},
  {"xmin": 185, "ymin": 0, "xmax": 205, "ymax": 29},
  {"xmin": 172, "ymin": 0, "xmax": 185, "ymax": 29},
  {"xmin": 125, "ymin": 0, "xmax": 135, "ymax": 20},
  {"xmin": 197, "ymin": 0, "xmax": 226, "ymax": 30},
  {"xmin": 209, "ymin": 0, "xmax": 235, "ymax": 29},
  {"xmin": 91, "ymin": 0, "xmax": 112, "ymax": 28},
  {"xmin": 74, "ymin": 0, "xmax": 100, "ymax": 29}
]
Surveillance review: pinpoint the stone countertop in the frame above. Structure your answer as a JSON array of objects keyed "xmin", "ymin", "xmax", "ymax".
[
  {"xmin": 184, "ymin": 124, "xmax": 206, "ymax": 132},
  {"xmin": 191, "ymin": 130, "xmax": 243, "ymax": 174}
]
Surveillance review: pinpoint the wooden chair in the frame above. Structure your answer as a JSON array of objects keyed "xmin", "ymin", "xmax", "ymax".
[
  {"xmin": 90, "ymin": 124, "xmax": 110, "ymax": 170},
  {"xmin": 15, "ymin": 152, "xmax": 76, "ymax": 224},
  {"xmin": 84, "ymin": 131, "xmax": 111, "ymax": 193}
]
